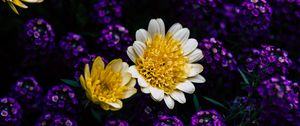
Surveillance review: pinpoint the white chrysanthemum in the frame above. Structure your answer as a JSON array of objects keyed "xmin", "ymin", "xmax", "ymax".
[{"xmin": 127, "ymin": 18, "xmax": 206, "ymax": 109}]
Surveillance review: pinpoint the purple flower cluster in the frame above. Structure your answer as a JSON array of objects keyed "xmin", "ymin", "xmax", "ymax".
[
  {"xmin": 11, "ymin": 76, "xmax": 42, "ymax": 109},
  {"xmin": 44, "ymin": 85, "xmax": 78, "ymax": 114},
  {"xmin": 59, "ymin": 32, "xmax": 87, "ymax": 59},
  {"xmin": 191, "ymin": 109, "xmax": 226, "ymax": 126},
  {"xmin": 97, "ymin": 23, "xmax": 132, "ymax": 61},
  {"xmin": 35, "ymin": 113, "xmax": 77, "ymax": 126},
  {"xmin": 104, "ymin": 120, "xmax": 129, "ymax": 126},
  {"xmin": 24, "ymin": 18, "xmax": 55, "ymax": 50},
  {"xmin": 0, "ymin": 97, "xmax": 22, "ymax": 126},
  {"xmin": 93, "ymin": 0, "xmax": 123, "ymax": 25},
  {"xmin": 257, "ymin": 76, "xmax": 300, "ymax": 125},
  {"xmin": 154, "ymin": 115, "xmax": 184, "ymax": 126},
  {"xmin": 199, "ymin": 38, "xmax": 237, "ymax": 72},
  {"xmin": 236, "ymin": 0, "xmax": 272, "ymax": 33},
  {"xmin": 242, "ymin": 45, "xmax": 292, "ymax": 78}
]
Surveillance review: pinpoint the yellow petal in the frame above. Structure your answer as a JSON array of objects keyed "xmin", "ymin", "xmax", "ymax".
[
  {"xmin": 123, "ymin": 88, "xmax": 137, "ymax": 99},
  {"xmin": 91, "ymin": 56, "xmax": 104, "ymax": 78},
  {"xmin": 7, "ymin": 2, "xmax": 19, "ymax": 15},
  {"xmin": 12, "ymin": 0, "xmax": 28, "ymax": 8},
  {"xmin": 121, "ymin": 72, "xmax": 132, "ymax": 86},
  {"xmin": 84, "ymin": 64, "xmax": 91, "ymax": 79},
  {"xmin": 106, "ymin": 59, "xmax": 123, "ymax": 72},
  {"xmin": 22, "ymin": 0, "xmax": 44, "ymax": 3},
  {"xmin": 79, "ymin": 75, "xmax": 87, "ymax": 90}
]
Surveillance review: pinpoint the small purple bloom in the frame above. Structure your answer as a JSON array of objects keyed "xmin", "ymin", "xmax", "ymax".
[
  {"xmin": 154, "ymin": 115, "xmax": 184, "ymax": 126},
  {"xmin": 10, "ymin": 76, "xmax": 42, "ymax": 110},
  {"xmin": 35, "ymin": 113, "xmax": 77, "ymax": 126},
  {"xmin": 191, "ymin": 109, "xmax": 226, "ymax": 126},
  {"xmin": 44, "ymin": 85, "xmax": 78, "ymax": 114},
  {"xmin": 0, "ymin": 97, "xmax": 22, "ymax": 126},
  {"xmin": 104, "ymin": 120, "xmax": 129, "ymax": 126},
  {"xmin": 59, "ymin": 32, "xmax": 87, "ymax": 59},
  {"xmin": 93, "ymin": 0, "xmax": 123, "ymax": 25}
]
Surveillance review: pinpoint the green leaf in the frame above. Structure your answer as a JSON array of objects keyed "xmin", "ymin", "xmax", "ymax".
[
  {"xmin": 91, "ymin": 107, "xmax": 102, "ymax": 123},
  {"xmin": 203, "ymin": 96, "xmax": 228, "ymax": 110},
  {"xmin": 193, "ymin": 94, "xmax": 200, "ymax": 111},
  {"xmin": 238, "ymin": 68, "xmax": 250, "ymax": 85},
  {"xmin": 61, "ymin": 79, "xmax": 80, "ymax": 87}
]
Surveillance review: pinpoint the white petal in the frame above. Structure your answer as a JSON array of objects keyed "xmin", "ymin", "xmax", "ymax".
[
  {"xmin": 148, "ymin": 19, "xmax": 160, "ymax": 37},
  {"xmin": 128, "ymin": 66, "xmax": 139, "ymax": 78},
  {"xmin": 176, "ymin": 80, "xmax": 195, "ymax": 94},
  {"xmin": 150, "ymin": 86, "xmax": 164, "ymax": 101},
  {"xmin": 182, "ymin": 39, "xmax": 198, "ymax": 56},
  {"xmin": 121, "ymin": 72, "xmax": 132, "ymax": 86},
  {"xmin": 173, "ymin": 28, "xmax": 190, "ymax": 43},
  {"xmin": 156, "ymin": 18, "xmax": 165, "ymax": 37},
  {"xmin": 133, "ymin": 41, "xmax": 146, "ymax": 57},
  {"xmin": 136, "ymin": 29, "xmax": 150, "ymax": 43},
  {"xmin": 121, "ymin": 62, "xmax": 129, "ymax": 72},
  {"xmin": 107, "ymin": 100, "xmax": 122, "ymax": 109},
  {"xmin": 187, "ymin": 49, "xmax": 204, "ymax": 63},
  {"xmin": 188, "ymin": 75, "xmax": 206, "ymax": 83},
  {"xmin": 170, "ymin": 91, "xmax": 186, "ymax": 104},
  {"xmin": 124, "ymin": 88, "xmax": 137, "ymax": 99},
  {"xmin": 138, "ymin": 76, "xmax": 149, "ymax": 87},
  {"xmin": 141, "ymin": 87, "xmax": 150, "ymax": 94},
  {"xmin": 187, "ymin": 64, "xmax": 204, "ymax": 77},
  {"xmin": 127, "ymin": 46, "xmax": 137, "ymax": 63},
  {"xmin": 168, "ymin": 23, "xmax": 182, "ymax": 35},
  {"xmin": 22, "ymin": 0, "xmax": 43, "ymax": 3},
  {"xmin": 126, "ymin": 79, "xmax": 136, "ymax": 87},
  {"xmin": 164, "ymin": 95, "xmax": 175, "ymax": 109}
]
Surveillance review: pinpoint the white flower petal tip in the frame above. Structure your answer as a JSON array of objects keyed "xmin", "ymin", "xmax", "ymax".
[
  {"xmin": 182, "ymin": 39, "xmax": 198, "ymax": 56},
  {"xmin": 170, "ymin": 91, "xmax": 186, "ymax": 104},
  {"xmin": 176, "ymin": 80, "xmax": 195, "ymax": 94},
  {"xmin": 173, "ymin": 28, "xmax": 190, "ymax": 43},
  {"xmin": 148, "ymin": 19, "xmax": 160, "ymax": 37},
  {"xmin": 137, "ymin": 77, "xmax": 149, "ymax": 87},
  {"xmin": 133, "ymin": 41, "xmax": 146, "ymax": 57},
  {"xmin": 128, "ymin": 66, "xmax": 139, "ymax": 78},
  {"xmin": 124, "ymin": 89, "xmax": 137, "ymax": 99},
  {"xmin": 189, "ymin": 75, "xmax": 206, "ymax": 83},
  {"xmin": 107, "ymin": 101, "xmax": 123, "ymax": 109},
  {"xmin": 187, "ymin": 64, "xmax": 204, "ymax": 77},
  {"xmin": 127, "ymin": 46, "xmax": 137, "ymax": 63},
  {"xmin": 188, "ymin": 49, "xmax": 204, "ymax": 63},
  {"xmin": 141, "ymin": 87, "xmax": 150, "ymax": 94},
  {"xmin": 136, "ymin": 29, "xmax": 150, "ymax": 42},
  {"xmin": 168, "ymin": 23, "xmax": 182, "ymax": 34},
  {"xmin": 156, "ymin": 18, "xmax": 165, "ymax": 36},
  {"xmin": 164, "ymin": 95, "xmax": 175, "ymax": 109},
  {"xmin": 150, "ymin": 87, "xmax": 164, "ymax": 101}
]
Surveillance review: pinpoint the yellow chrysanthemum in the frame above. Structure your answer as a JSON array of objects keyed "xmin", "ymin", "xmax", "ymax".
[
  {"xmin": 127, "ymin": 18, "xmax": 206, "ymax": 109},
  {"xmin": 3, "ymin": 0, "xmax": 43, "ymax": 14},
  {"xmin": 79, "ymin": 56, "xmax": 137, "ymax": 111}
]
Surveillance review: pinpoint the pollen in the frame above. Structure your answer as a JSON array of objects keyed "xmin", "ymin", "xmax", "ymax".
[{"xmin": 136, "ymin": 34, "xmax": 188, "ymax": 94}]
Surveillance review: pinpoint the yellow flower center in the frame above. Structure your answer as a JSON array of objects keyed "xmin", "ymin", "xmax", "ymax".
[
  {"xmin": 90, "ymin": 69, "xmax": 128, "ymax": 103},
  {"xmin": 136, "ymin": 34, "xmax": 188, "ymax": 94}
]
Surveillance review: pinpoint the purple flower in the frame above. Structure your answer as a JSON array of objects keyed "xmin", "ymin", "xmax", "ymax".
[
  {"xmin": 154, "ymin": 115, "xmax": 184, "ymax": 126},
  {"xmin": 199, "ymin": 38, "xmax": 237, "ymax": 72},
  {"xmin": 97, "ymin": 23, "xmax": 132, "ymax": 61},
  {"xmin": 0, "ymin": 97, "xmax": 22, "ymax": 126},
  {"xmin": 24, "ymin": 18, "xmax": 55, "ymax": 50},
  {"xmin": 241, "ymin": 44, "xmax": 292, "ymax": 78},
  {"xmin": 257, "ymin": 75, "xmax": 300, "ymax": 125},
  {"xmin": 104, "ymin": 120, "xmax": 129, "ymax": 126},
  {"xmin": 93, "ymin": 0, "xmax": 123, "ymax": 25},
  {"xmin": 237, "ymin": 0, "xmax": 272, "ymax": 33},
  {"xmin": 59, "ymin": 32, "xmax": 87, "ymax": 59},
  {"xmin": 191, "ymin": 109, "xmax": 226, "ymax": 126},
  {"xmin": 44, "ymin": 85, "xmax": 78, "ymax": 114},
  {"xmin": 35, "ymin": 113, "xmax": 77, "ymax": 126},
  {"xmin": 10, "ymin": 76, "xmax": 42, "ymax": 109}
]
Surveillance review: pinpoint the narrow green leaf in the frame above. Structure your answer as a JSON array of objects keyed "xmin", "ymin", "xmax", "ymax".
[
  {"xmin": 61, "ymin": 79, "xmax": 80, "ymax": 87},
  {"xmin": 238, "ymin": 68, "xmax": 250, "ymax": 85},
  {"xmin": 203, "ymin": 96, "xmax": 228, "ymax": 110},
  {"xmin": 193, "ymin": 94, "xmax": 200, "ymax": 111},
  {"xmin": 91, "ymin": 107, "xmax": 102, "ymax": 123}
]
